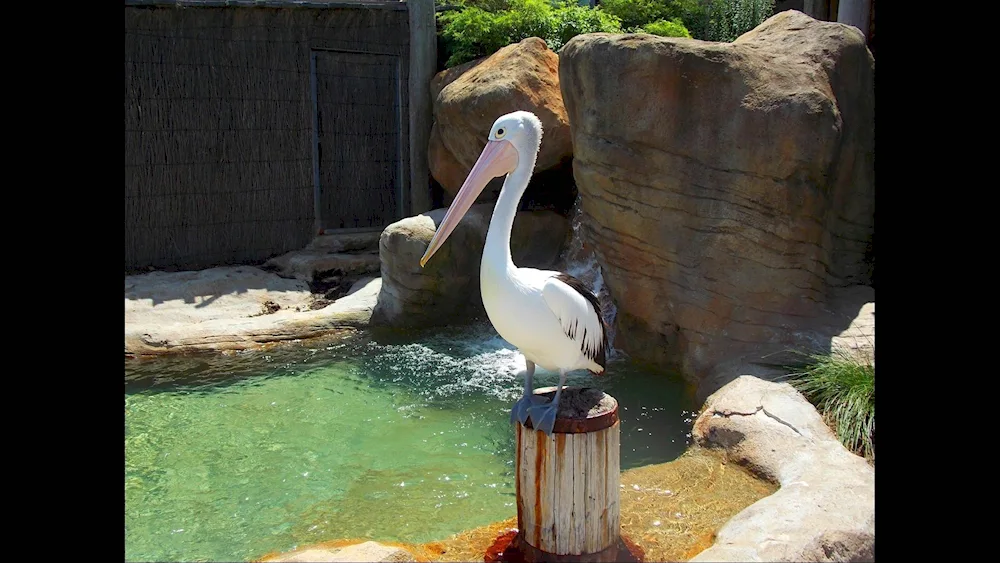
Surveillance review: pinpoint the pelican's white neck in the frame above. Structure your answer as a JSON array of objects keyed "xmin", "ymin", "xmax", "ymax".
[{"xmin": 483, "ymin": 139, "xmax": 537, "ymax": 276}]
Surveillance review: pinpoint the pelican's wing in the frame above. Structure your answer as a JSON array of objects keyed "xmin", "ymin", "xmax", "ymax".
[{"xmin": 541, "ymin": 273, "xmax": 607, "ymax": 371}]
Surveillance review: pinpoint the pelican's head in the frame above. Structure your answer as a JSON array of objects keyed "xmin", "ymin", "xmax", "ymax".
[
  {"xmin": 488, "ymin": 111, "xmax": 543, "ymax": 157},
  {"xmin": 419, "ymin": 111, "xmax": 543, "ymax": 268}
]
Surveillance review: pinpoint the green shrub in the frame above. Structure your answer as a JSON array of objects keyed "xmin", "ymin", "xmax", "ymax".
[
  {"xmin": 550, "ymin": 3, "xmax": 624, "ymax": 51},
  {"xmin": 599, "ymin": 0, "xmax": 706, "ymax": 37},
  {"xmin": 640, "ymin": 18, "xmax": 692, "ymax": 38},
  {"xmin": 598, "ymin": 0, "xmax": 671, "ymax": 30},
  {"xmin": 437, "ymin": 0, "xmax": 777, "ymax": 67},
  {"xmin": 670, "ymin": 0, "xmax": 711, "ymax": 39},
  {"xmin": 454, "ymin": 0, "xmax": 514, "ymax": 12},
  {"xmin": 438, "ymin": 7, "xmax": 512, "ymax": 68},
  {"xmin": 784, "ymin": 348, "xmax": 875, "ymax": 463},
  {"xmin": 438, "ymin": 0, "xmax": 623, "ymax": 68},
  {"xmin": 705, "ymin": 0, "xmax": 775, "ymax": 42}
]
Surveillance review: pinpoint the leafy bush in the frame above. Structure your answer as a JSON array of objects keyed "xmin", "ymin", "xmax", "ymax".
[
  {"xmin": 437, "ymin": 0, "xmax": 776, "ymax": 68},
  {"xmin": 640, "ymin": 18, "xmax": 692, "ymax": 38},
  {"xmin": 550, "ymin": 3, "xmax": 624, "ymax": 51},
  {"xmin": 600, "ymin": 0, "xmax": 705, "ymax": 36},
  {"xmin": 598, "ymin": 0, "xmax": 671, "ymax": 30},
  {"xmin": 439, "ymin": 7, "xmax": 513, "ymax": 68},
  {"xmin": 705, "ymin": 0, "xmax": 775, "ymax": 42},
  {"xmin": 438, "ymin": 0, "xmax": 623, "ymax": 68},
  {"xmin": 785, "ymin": 348, "xmax": 875, "ymax": 463}
]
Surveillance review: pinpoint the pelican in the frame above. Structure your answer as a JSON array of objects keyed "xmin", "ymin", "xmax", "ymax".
[{"xmin": 419, "ymin": 111, "xmax": 608, "ymax": 437}]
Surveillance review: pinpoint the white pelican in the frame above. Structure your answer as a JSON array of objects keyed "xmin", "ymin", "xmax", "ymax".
[{"xmin": 419, "ymin": 111, "xmax": 608, "ymax": 437}]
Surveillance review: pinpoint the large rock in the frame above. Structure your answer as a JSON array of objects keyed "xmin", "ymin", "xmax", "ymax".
[
  {"xmin": 371, "ymin": 204, "xmax": 569, "ymax": 327},
  {"xmin": 559, "ymin": 11, "xmax": 875, "ymax": 389},
  {"xmin": 700, "ymin": 285, "xmax": 874, "ymax": 401},
  {"xmin": 690, "ymin": 376, "xmax": 874, "ymax": 562},
  {"xmin": 430, "ymin": 37, "xmax": 573, "ymax": 202}
]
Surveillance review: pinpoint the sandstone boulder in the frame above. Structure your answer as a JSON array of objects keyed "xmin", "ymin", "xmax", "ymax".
[
  {"xmin": 690, "ymin": 375, "xmax": 874, "ymax": 562},
  {"xmin": 371, "ymin": 204, "xmax": 569, "ymax": 327},
  {"xmin": 558, "ymin": 11, "xmax": 875, "ymax": 389},
  {"xmin": 429, "ymin": 37, "xmax": 573, "ymax": 203}
]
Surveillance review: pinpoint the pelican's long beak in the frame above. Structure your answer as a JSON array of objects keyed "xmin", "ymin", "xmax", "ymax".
[{"xmin": 419, "ymin": 139, "xmax": 519, "ymax": 267}]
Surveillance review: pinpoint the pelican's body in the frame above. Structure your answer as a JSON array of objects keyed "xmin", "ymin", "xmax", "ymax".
[
  {"xmin": 420, "ymin": 111, "xmax": 608, "ymax": 436},
  {"xmin": 481, "ymin": 266, "xmax": 604, "ymax": 375}
]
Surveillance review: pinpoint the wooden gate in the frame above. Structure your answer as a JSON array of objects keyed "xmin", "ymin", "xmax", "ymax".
[{"xmin": 312, "ymin": 49, "xmax": 405, "ymax": 233}]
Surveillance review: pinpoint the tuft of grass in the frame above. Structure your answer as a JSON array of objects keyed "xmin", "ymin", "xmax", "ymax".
[{"xmin": 784, "ymin": 348, "xmax": 875, "ymax": 463}]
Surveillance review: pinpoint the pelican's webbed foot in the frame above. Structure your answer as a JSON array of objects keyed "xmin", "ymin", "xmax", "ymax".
[
  {"xmin": 511, "ymin": 392, "xmax": 548, "ymax": 426},
  {"xmin": 527, "ymin": 400, "xmax": 560, "ymax": 437},
  {"xmin": 527, "ymin": 369, "xmax": 568, "ymax": 438}
]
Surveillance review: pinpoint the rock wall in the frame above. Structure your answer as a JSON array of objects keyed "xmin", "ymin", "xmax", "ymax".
[{"xmin": 558, "ymin": 10, "xmax": 874, "ymax": 389}]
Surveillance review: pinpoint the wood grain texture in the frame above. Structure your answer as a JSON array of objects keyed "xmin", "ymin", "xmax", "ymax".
[{"xmin": 515, "ymin": 417, "xmax": 620, "ymax": 556}]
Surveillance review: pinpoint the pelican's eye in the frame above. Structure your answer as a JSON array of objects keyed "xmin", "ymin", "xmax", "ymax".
[{"xmin": 495, "ymin": 127, "xmax": 506, "ymax": 139}]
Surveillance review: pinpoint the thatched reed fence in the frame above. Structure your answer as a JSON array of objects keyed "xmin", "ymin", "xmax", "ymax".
[{"xmin": 125, "ymin": 0, "xmax": 435, "ymax": 272}]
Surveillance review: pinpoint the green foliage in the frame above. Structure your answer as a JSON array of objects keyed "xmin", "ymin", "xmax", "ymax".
[
  {"xmin": 438, "ymin": 0, "xmax": 623, "ymax": 68},
  {"xmin": 598, "ymin": 0, "xmax": 671, "ymax": 30},
  {"xmin": 785, "ymin": 348, "xmax": 875, "ymax": 462},
  {"xmin": 453, "ymin": 0, "xmax": 514, "ymax": 12},
  {"xmin": 671, "ymin": 0, "xmax": 711, "ymax": 39},
  {"xmin": 550, "ymin": 3, "xmax": 624, "ymax": 51},
  {"xmin": 705, "ymin": 0, "xmax": 775, "ymax": 42},
  {"xmin": 437, "ymin": 0, "xmax": 776, "ymax": 67},
  {"xmin": 599, "ymin": 0, "xmax": 705, "ymax": 36},
  {"xmin": 438, "ymin": 7, "xmax": 509, "ymax": 68},
  {"xmin": 640, "ymin": 18, "xmax": 692, "ymax": 38}
]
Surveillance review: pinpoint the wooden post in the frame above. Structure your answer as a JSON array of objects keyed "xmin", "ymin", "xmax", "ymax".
[
  {"xmin": 408, "ymin": 0, "xmax": 435, "ymax": 216},
  {"xmin": 513, "ymin": 386, "xmax": 624, "ymax": 562}
]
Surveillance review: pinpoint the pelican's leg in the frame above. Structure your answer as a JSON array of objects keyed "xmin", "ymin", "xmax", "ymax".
[
  {"xmin": 527, "ymin": 369, "xmax": 567, "ymax": 437},
  {"xmin": 510, "ymin": 360, "xmax": 546, "ymax": 425}
]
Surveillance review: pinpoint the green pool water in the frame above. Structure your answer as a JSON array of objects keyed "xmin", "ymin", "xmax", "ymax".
[{"xmin": 125, "ymin": 325, "xmax": 698, "ymax": 562}]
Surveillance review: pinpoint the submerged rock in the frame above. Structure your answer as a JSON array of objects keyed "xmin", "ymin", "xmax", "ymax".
[
  {"xmin": 261, "ymin": 540, "xmax": 416, "ymax": 562},
  {"xmin": 691, "ymin": 375, "xmax": 875, "ymax": 562},
  {"xmin": 371, "ymin": 204, "xmax": 569, "ymax": 328},
  {"xmin": 558, "ymin": 10, "xmax": 875, "ymax": 391}
]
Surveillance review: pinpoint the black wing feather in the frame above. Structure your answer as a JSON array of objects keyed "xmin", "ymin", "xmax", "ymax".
[{"xmin": 554, "ymin": 273, "xmax": 608, "ymax": 371}]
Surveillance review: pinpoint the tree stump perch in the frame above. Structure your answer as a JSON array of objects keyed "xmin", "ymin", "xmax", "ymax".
[{"xmin": 513, "ymin": 386, "xmax": 624, "ymax": 562}]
